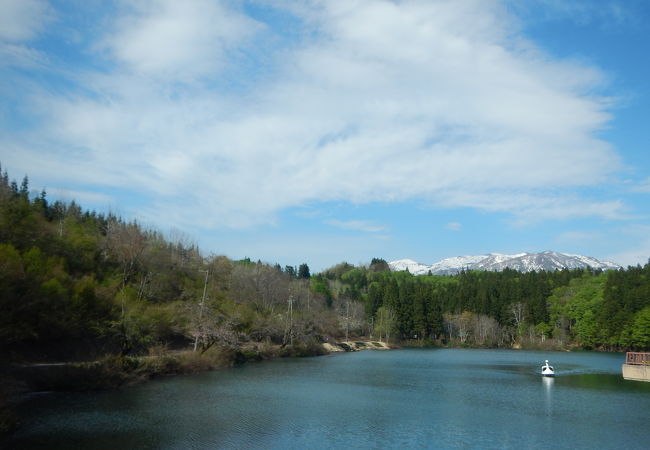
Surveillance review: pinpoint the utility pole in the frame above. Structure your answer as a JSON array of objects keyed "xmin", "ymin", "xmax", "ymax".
[
  {"xmin": 345, "ymin": 300, "xmax": 349, "ymax": 341},
  {"xmin": 288, "ymin": 295, "xmax": 294, "ymax": 346},
  {"xmin": 307, "ymin": 286, "xmax": 310, "ymax": 311},
  {"xmin": 193, "ymin": 269, "xmax": 209, "ymax": 352}
]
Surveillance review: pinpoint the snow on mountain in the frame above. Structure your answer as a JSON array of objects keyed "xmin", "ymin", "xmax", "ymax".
[
  {"xmin": 388, "ymin": 251, "xmax": 621, "ymax": 275},
  {"xmin": 388, "ymin": 259, "xmax": 432, "ymax": 275},
  {"xmin": 472, "ymin": 253, "xmax": 527, "ymax": 271},
  {"xmin": 427, "ymin": 254, "xmax": 491, "ymax": 275}
]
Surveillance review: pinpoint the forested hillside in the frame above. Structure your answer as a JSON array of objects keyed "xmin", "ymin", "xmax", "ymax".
[
  {"xmin": 0, "ymin": 165, "xmax": 340, "ymax": 362},
  {"xmin": 1, "ymin": 164, "xmax": 648, "ymax": 366}
]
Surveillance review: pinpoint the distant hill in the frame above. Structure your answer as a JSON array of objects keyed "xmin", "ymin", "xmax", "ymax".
[{"xmin": 389, "ymin": 251, "xmax": 621, "ymax": 275}]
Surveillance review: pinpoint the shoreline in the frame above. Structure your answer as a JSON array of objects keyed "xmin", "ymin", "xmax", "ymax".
[
  {"xmin": 323, "ymin": 340, "xmax": 392, "ymax": 352},
  {"xmin": 0, "ymin": 339, "xmax": 394, "ymax": 438},
  {"xmin": 0, "ymin": 339, "xmax": 624, "ymax": 440}
]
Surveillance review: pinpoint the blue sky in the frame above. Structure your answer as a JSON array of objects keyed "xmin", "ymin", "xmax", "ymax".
[{"xmin": 1, "ymin": 0, "xmax": 649, "ymax": 272}]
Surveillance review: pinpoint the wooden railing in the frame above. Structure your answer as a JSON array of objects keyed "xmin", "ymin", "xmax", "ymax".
[{"xmin": 626, "ymin": 352, "xmax": 650, "ymax": 365}]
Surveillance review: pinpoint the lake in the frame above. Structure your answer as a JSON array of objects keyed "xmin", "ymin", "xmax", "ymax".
[{"xmin": 9, "ymin": 349, "xmax": 650, "ymax": 449}]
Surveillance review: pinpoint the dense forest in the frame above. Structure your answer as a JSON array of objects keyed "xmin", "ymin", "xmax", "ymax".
[
  {"xmin": 328, "ymin": 260, "xmax": 650, "ymax": 350},
  {"xmin": 1, "ymin": 163, "xmax": 649, "ymax": 368}
]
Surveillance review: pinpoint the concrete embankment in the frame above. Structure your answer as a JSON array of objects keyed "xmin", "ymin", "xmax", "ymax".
[
  {"xmin": 322, "ymin": 341, "xmax": 391, "ymax": 353},
  {"xmin": 622, "ymin": 364, "xmax": 650, "ymax": 382}
]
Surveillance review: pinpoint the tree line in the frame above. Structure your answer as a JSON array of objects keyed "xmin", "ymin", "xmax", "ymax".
[
  {"xmin": 326, "ymin": 258, "xmax": 649, "ymax": 350},
  {"xmin": 0, "ymin": 164, "xmax": 648, "ymax": 364}
]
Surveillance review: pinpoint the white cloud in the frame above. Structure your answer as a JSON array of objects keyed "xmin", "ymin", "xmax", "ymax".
[
  {"xmin": 555, "ymin": 230, "xmax": 602, "ymax": 243},
  {"xmin": 0, "ymin": 42, "xmax": 47, "ymax": 69},
  {"xmin": 433, "ymin": 189, "xmax": 626, "ymax": 225},
  {"xmin": 47, "ymin": 187, "xmax": 114, "ymax": 207},
  {"xmin": 102, "ymin": 0, "xmax": 262, "ymax": 81},
  {"xmin": 0, "ymin": 0, "xmax": 50, "ymax": 42},
  {"xmin": 630, "ymin": 176, "xmax": 650, "ymax": 193},
  {"xmin": 0, "ymin": 0, "xmax": 51, "ymax": 69},
  {"xmin": 446, "ymin": 222, "xmax": 462, "ymax": 231},
  {"xmin": 5, "ymin": 0, "xmax": 623, "ymax": 230}
]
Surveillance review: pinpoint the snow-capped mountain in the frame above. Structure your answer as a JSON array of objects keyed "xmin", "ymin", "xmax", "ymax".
[
  {"xmin": 388, "ymin": 259, "xmax": 432, "ymax": 274},
  {"xmin": 389, "ymin": 251, "xmax": 621, "ymax": 275}
]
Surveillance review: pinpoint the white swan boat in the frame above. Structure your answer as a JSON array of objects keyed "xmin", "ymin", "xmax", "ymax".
[{"xmin": 541, "ymin": 360, "xmax": 555, "ymax": 377}]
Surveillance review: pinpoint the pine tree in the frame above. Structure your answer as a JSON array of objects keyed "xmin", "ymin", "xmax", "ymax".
[
  {"xmin": 298, "ymin": 263, "xmax": 311, "ymax": 279},
  {"xmin": 19, "ymin": 175, "xmax": 29, "ymax": 199}
]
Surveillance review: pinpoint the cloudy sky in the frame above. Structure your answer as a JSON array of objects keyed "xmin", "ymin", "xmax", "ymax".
[{"xmin": 1, "ymin": 0, "xmax": 649, "ymax": 271}]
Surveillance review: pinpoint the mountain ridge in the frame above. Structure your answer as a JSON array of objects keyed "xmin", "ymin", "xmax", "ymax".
[{"xmin": 389, "ymin": 251, "xmax": 621, "ymax": 275}]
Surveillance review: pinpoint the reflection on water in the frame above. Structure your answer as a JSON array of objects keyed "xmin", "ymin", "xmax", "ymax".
[
  {"xmin": 9, "ymin": 349, "xmax": 650, "ymax": 450},
  {"xmin": 542, "ymin": 374, "xmax": 555, "ymax": 391},
  {"xmin": 561, "ymin": 372, "xmax": 650, "ymax": 392},
  {"xmin": 542, "ymin": 376, "xmax": 554, "ymax": 416}
]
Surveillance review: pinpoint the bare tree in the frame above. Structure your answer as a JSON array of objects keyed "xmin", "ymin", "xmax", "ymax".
[
  {"xmin": 335, "ymin": 299, "xmax": 365, "ymax": 340},
  {"xmin": 375, "ymin": 306, "xmax": 396, "ymax": 343},
  {"xmin": 187, "ymin": 301, "xmax": 240, "ymax": 354},
  {"xmin": 474, "ymin": 314, "xmax": 500, "ymax": 346},
  {"xmin": 104, "ymin": 218, "xmax": 147, "ymax": 289},
  {"xmin": 510, "ymin": 302, "xmax": 526, "ymax": 330},
  {"xmin": 193, "ymin": 270, "xmax": 209, "ymax": 351},
  {"xmin": 230, "ymin": 263, "xmax": 289, "ymax": 313},
  {"xmin": 104, "ymin": 218, "xmax": 149, "ymax": 353}
]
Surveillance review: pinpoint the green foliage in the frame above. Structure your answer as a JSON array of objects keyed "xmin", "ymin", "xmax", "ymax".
[
  {"xmin": 534, "ymin": 322, "xmax": 553, "ymax": 340},
  {"xmin": 298, "ymin": 263, "xmax": 311, "ymax": 279},
  {"xmin": 375, "ymin": 306, "xmax": 396, "ymax": 341},
  {"xmin": 340, "ymin": 268, "xmax": 367, "ymax": 300},
  {"xmin": 322, "ymin": 261, "xmax": 355, "ymax": 280},
  {"xmin": 365, "ymin": 282, "xmax": 383, "ymax": 318},
  {"xmin": 628, "ymin": 307, "xmax": 650, "ymax": 349},
  {"xmin": 597, "ymin": 264, "xmax": 650, "ymax": 349},
  {"xmin": 1, "ymin": 163, "xmax": 648, "ymax": 363},
  {"xmin": 0, "ymin": 163, "xmax": 349, "ymax": 361},
  {"xmin": 311, "ymin": 275, "xmax": 333, "ymax": 307},
  {"xmin": 324, "ymin": 259, "xmax": 649, "ymax": 350},
  {"xmin": 369, "ymin": 258, "xmax": 390, "ymax": 272},
  {"xmin": 547, "ymin": 273, "xmax": 606, "ymax": 348},
  {"xmin": 284, "ymin": 265, "xmax": 296, "ymax": 277}
]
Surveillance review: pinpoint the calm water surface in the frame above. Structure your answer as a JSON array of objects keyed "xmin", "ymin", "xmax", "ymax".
[{"xmin": 10, "ymin": 349, "xmax": 650, "ymax": 449}]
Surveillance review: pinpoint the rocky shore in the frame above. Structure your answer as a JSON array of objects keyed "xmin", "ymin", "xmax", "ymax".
[{"xmin": 322, "ymin": 341, "xmax": 392, "ymax": 352}]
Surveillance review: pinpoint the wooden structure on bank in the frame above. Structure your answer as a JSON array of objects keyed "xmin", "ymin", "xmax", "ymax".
[{"xmin": 622, "ymin": 352, "xmax": 650, "ymax": 382}]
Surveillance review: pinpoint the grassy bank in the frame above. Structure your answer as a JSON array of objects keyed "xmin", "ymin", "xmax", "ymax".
[{"xmin": 10, "ymin": 343, "xmax": 330, "ymax": 390}]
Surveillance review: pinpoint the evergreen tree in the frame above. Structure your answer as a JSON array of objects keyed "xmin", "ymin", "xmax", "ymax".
[
  {"xmin": 369, "ymin": 258, "xmax": 390, "ymax": 272},
  {"xmin": 412, "ymin": 282, "xmax": 428, "ymax": 339},
  {"xmin": 19, "ymin": 175, "xmax": 29, "ymax": 199},
  {"xmin": 285, "ymin": 265, "xmax": 297, "ymax": 278},
  {"xmin": 366, "ymin": 282, "xmax": 383, "ymax": 318},
  {"xmin": 298, "ymin": 263, "xmax": 311, "ymax": 279}
]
